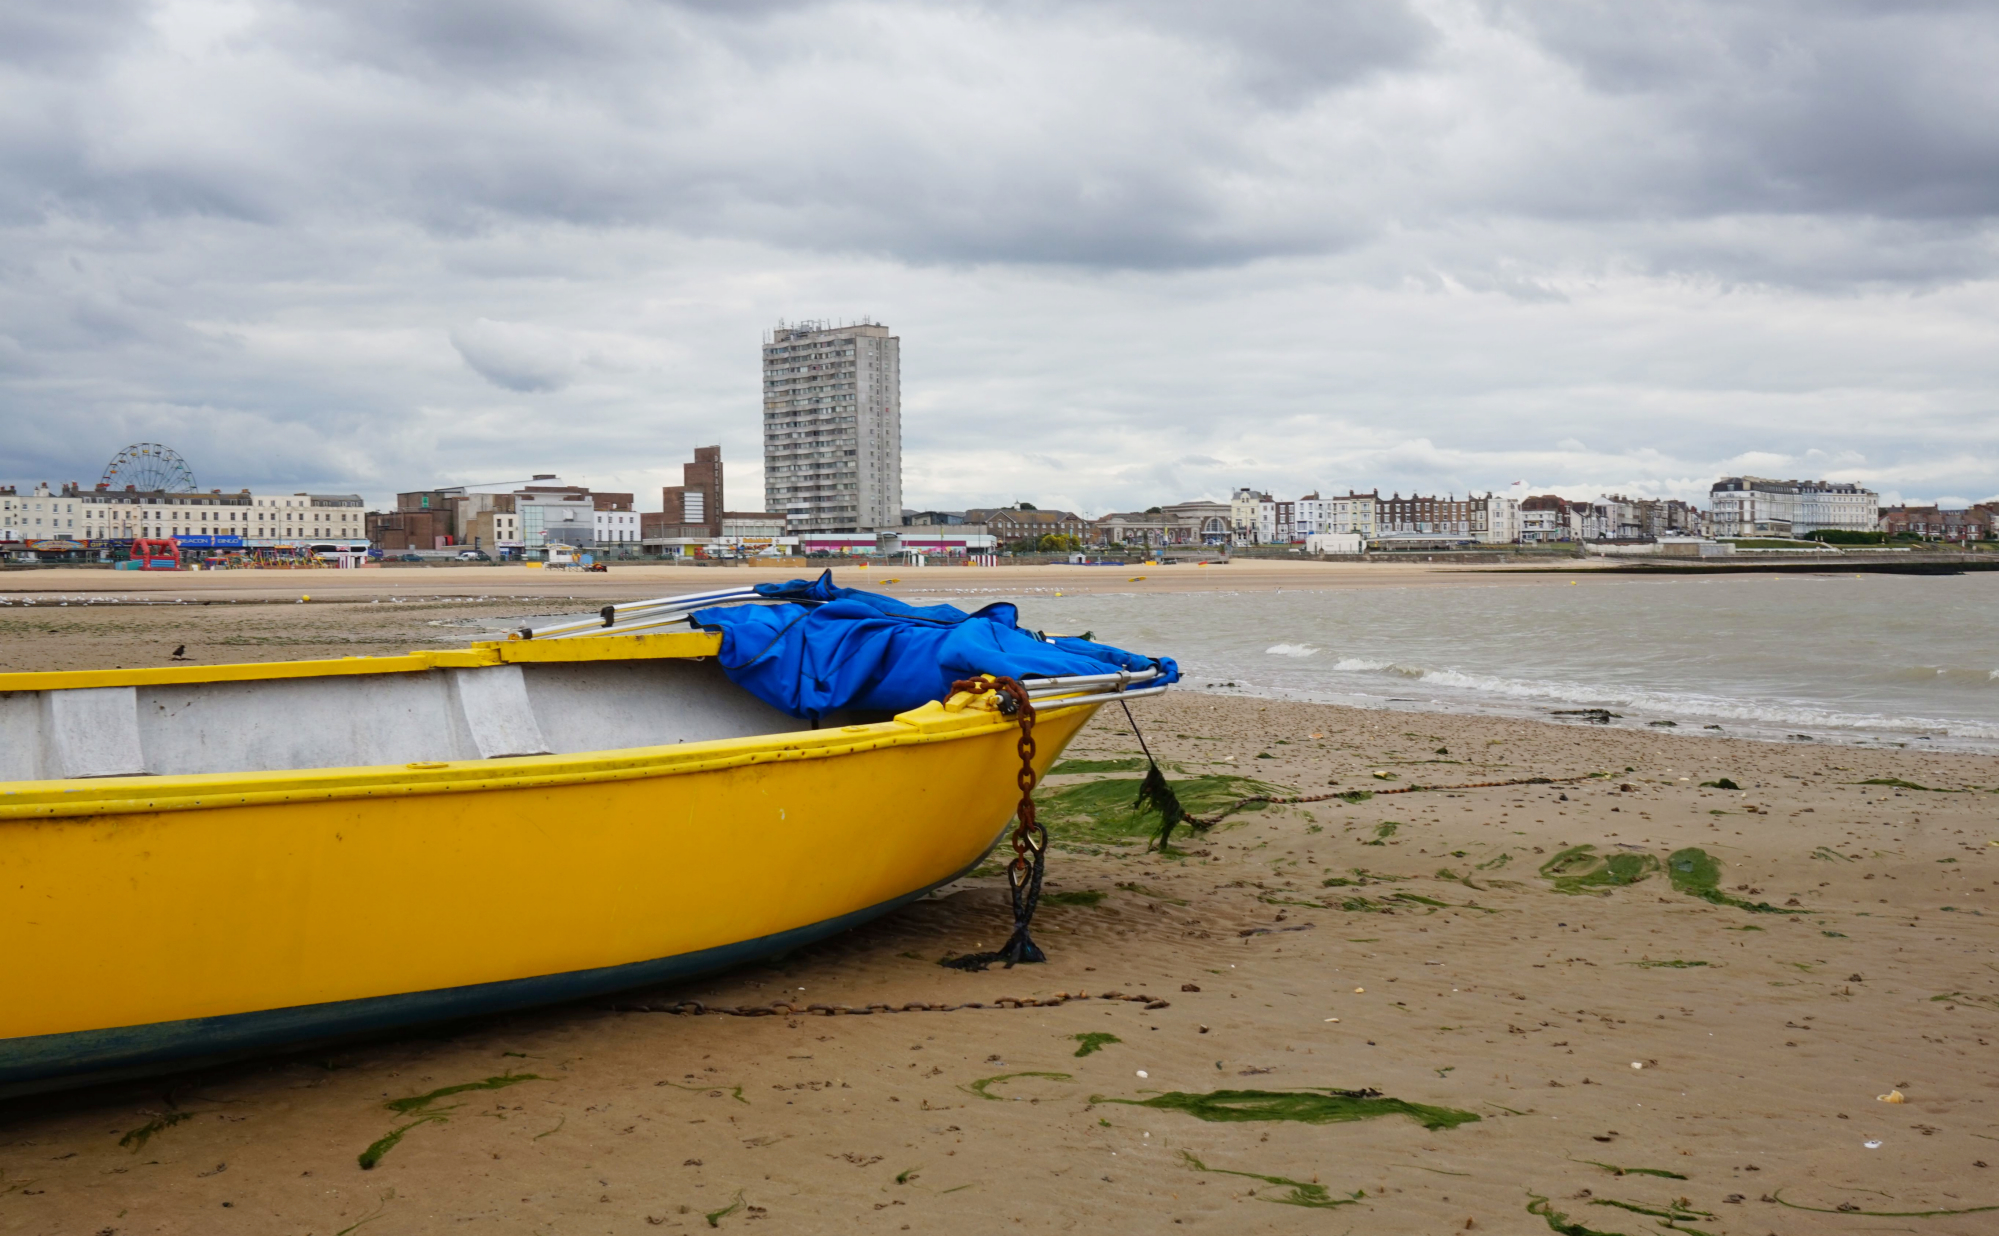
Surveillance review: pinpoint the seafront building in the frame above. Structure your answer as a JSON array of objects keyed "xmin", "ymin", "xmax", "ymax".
[
  {"xmin": 54, "ymin": 482, "xmax": 366, "ymax": 552},
  {"xmin": 643, "ymin": 446, "xmax": 793, "ymax": 558},
  {"xmin": 660, "ymin": 446, "xmax": 725, "ymax": 539},
  {"xmin": 762, "ymin": 320, "xmax": 902, "ymax": 533},
  {"xmin": 980, "ymin": 507, "xmax": 1090, "ymax": 547},
  {"xmin": 1708, "ymin": 476, "xmax": 1877, "ymax": 538},
  {"xmin": 1160, "ymin": 499, "xmax": 1233, "ymax": 544},
  {"xmin": 368, "ymin": 479, "xmax": 632, "ymax": 556},
  {"xmin": 1879, "ymin": 504, "xmax": 1997, "ymax": 542}
]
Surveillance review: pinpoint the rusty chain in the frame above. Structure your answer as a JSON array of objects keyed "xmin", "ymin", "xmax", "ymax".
[{"xmin": 941, "ymin": 676, "xmax": 1047, "ymax": 971}]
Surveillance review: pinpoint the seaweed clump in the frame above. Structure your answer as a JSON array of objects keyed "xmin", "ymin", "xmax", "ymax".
[
  {"xmin": 1036, "ymin": 774, "xmax": 1284, "ymax": 845},
  {"xmin": 1538, "ymin": 845, "xmax": 1661, "ymax": 895},
  {"xmin": 1092, "ymin": 1087, "xmax": 1479, "ymax": 1131},
  {"xmin": 1667, "ymin": 848, "xmax": 1809, "ymax": 913},
  {"xmin": 1072, "ymin": 1033, "xmax": 1121, "ymax": 1057}
]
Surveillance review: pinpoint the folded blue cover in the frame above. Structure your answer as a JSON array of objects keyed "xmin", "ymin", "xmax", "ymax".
[{"xmin": 692, "ymin": 570, "xmax": 1178, "ymax": 722}]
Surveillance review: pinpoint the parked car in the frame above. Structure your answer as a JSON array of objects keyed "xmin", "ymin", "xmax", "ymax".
[
  {"xmin": 396, "ymin": 554, "xmax": 424, "ymax": 562},
  {"xmin": 456, "ymin": 550, "xmax": 492, "ymax": 561}
]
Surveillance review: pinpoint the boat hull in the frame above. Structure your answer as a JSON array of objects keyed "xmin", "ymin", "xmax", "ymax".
[
  {"xmin": 0, "ymin": 861, "xmax": 973, "ymax": 1096},
  {"xmin": 1, "ymin": 686, "xmax": 1093, "ymax": 1091}
]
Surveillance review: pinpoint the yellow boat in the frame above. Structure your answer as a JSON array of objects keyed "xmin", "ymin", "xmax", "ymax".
[{"xmin": 0, "ymin": 622, "xmax": 1166, "ymax": 1094}]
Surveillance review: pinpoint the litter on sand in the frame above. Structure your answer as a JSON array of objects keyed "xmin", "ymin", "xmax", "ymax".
[{"xmin": 1878, "ymin": 1089, "xmax": 1906, "ymax": 1103}]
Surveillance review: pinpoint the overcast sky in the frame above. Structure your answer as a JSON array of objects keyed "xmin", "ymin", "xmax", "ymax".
[{"xmin": 4, "ymin": 0, "xmax": 1997, "ymax": 513}]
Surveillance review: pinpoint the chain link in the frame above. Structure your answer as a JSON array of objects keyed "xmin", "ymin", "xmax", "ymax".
[{"xmin": 941, "ymin": 676, "xmax": 1047, "ymax": 970}]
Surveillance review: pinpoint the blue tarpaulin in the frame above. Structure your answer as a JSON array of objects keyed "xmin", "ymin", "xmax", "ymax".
[{"xmin": 692, "ymin": 571, "xmax": 1178, "ymax": 722}]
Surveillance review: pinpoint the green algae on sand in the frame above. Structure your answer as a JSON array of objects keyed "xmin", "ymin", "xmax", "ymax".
[
  {"xmin": 1177, "ymin": 1151, "xmax": 1363, "ymax": 1209},
  {"xmin": 358, "ymin": 1114, "xmax": 448, "ymax": 1170},
  {"xmin": 1041, "ymin": 889, "xmax": 1106, "ymax": 907},
  {"xmin": 118, "ymin": 1109, "xmax": 193, "ymax": 1152},
  {"xmin": 705, "ymin": 1191, "xmax": 746, "ymax": 1227},
  {"xmin": 1572, "ymin": 1158, "xmax": 1687, "ymax": 1179},
  {"xmin": 1036, "ymin": 774, "xmax": 1284, "ymax": 844},
  {"xmin": 385, "ymin": 1072, "xmax": 544, "ymax": 1115},
  {"xmin": 1050, "ymin": 757, "xmax": 1150, "ymax": 774},
  {"xmin": 1072, "ymin": 1032, "xmax": 1121, "ymax": 1057},
  {"xmin": 1667, "ymin": 848, "xmax": 1809, "ymax": 913},
  {"xmin": 1590, "ymin": 1197, "xmax": 1713, "ymax": 1222},
  {"xmin": 964, "ymin": 1071, "xmax": 1071, "ymax": 1100},
  {"xmin": 1092, "ymin": 1087, "xmax": 1479, "ymax": 1131},
  {"xmin": 360, "ymin": 1072, "xmax": 549, "ymax": 1169},
  {"xmin": 1538, "ymin": 845, "xmax": 1661, "ymax": 895},
  {"xmin": 1527, "ymin": 1193, "xmax": 1626, "ymax": 1236}
]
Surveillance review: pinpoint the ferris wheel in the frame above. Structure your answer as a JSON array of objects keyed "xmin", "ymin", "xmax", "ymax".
[{"xmin": 100, "ymin": 443, "xmax": 198, "ymax": 493}]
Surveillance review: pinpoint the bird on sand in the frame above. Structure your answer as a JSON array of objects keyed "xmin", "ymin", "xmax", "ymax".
[{"xmin": 170, "ymin": 644, "xmax": 189, "ymax": 660}]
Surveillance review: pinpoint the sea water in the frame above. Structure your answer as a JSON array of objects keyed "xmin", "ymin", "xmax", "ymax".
[{"xmin": 986, "ymin": 572, "xmax": 1999, "ymax": 753}]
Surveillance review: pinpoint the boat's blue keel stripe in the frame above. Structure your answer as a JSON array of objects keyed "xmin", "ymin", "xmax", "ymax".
[{"xmin": 2, "ymin": 864, "xmax": 982, "ymax": 1092}]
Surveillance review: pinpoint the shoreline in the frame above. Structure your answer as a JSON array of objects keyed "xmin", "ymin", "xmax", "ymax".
[{"xmin": 4, "ymin": 567, "xmax": 1994, "ymax": 757}]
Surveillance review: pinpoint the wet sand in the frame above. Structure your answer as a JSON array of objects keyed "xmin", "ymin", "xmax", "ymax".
[
  {"xmin": 4, "ymin": 599, "xmax": 1997, "ymax": 1234},
  {"xmin": 0, "ymin": 555, "xmax": 1616, "ymax": 605}
]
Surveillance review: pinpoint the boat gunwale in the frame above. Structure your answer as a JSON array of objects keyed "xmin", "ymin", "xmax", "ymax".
[
  {"xmin": 0, "ymin": 629, "xmax": 724, "ymax": 695},
  {"xmin": 0, "ymin": 692, "xmax": 1110, "ymax": 822}
]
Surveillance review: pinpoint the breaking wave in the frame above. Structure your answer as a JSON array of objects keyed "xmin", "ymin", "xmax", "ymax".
[
  {"xmin": 1264, "ymin": 644, "xmax": 1318, "ymax": 657},
  {"xmin": 1317, "ymin": 660, "xmax": 1999, "ymax": 741}
]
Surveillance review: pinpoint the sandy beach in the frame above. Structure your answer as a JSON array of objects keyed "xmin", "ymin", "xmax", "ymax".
[{"xmin": 4, "ymin": 571, "xmax": 1997, "ymax": 1234}]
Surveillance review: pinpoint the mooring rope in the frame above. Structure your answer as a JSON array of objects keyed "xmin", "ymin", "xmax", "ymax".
[
  {"xmin": 1180, "ymin": 772, "xmax": 1610, "ymax": 830},
  {"xmin": 609, "ymin": 990, "xmax": 1173, "ymax": 1017}
]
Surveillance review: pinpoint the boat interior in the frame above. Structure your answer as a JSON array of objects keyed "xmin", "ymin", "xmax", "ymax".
[{"xmin": 0, "ymin": 635, "xmax": 855, "ymax": 782}]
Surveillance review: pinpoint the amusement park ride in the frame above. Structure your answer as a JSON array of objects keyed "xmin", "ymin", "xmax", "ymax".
[{"xmin": 100, "ymin": 443, "xmax": 199, "ymax": 494}]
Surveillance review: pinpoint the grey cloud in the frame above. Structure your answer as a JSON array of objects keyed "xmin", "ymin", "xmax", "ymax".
[
  {"xmin": 1488, "ymin": 1, "xmax": 1999, "ymax": 221},
  {"xmin": 1056, "ymin": 0, "xmax": 1437, "ymax": 104},
  {"xmin": 450, "ymin": 319, "xmax": 579, "ymax": 391},
  {"xmin": 5, "ymin": 0, "xmax": 1994, "ymax": 280},
  {"xmin": 3, "ymin": 1, "xmax": 1998, "ymax": 511},
  {"xmin": 0, "ymin": 1, "xmax": 148, "ymax": 70}
]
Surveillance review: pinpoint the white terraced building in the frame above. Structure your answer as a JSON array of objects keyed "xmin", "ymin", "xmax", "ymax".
[
  {"xmin": 762, "ymin": 320, "xmax": 902, "ymax": 534},
  {"xmin": 77, "ymin": 489, "xmax": 365, "ymax": 546},
  {"xmin": 1708, "ymin": 476, "xmax": 1877, "ymax": 538}
]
